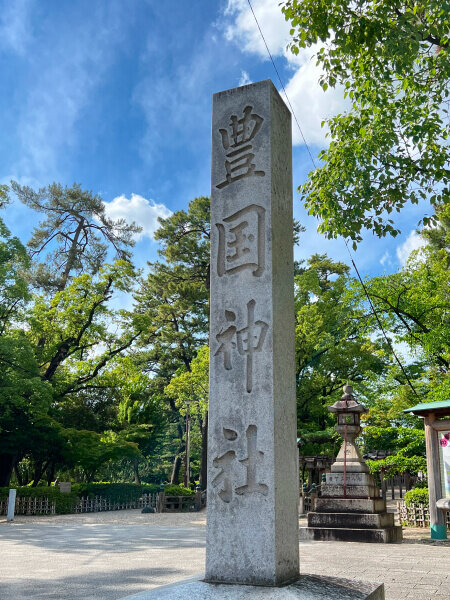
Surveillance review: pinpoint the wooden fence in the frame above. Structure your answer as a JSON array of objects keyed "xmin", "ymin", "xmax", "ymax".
[
  {"xmin": 0, "ymin": 493, "xmax": 159, "ymax": 516},
  {"xmin": 1, "ymin": 490, "xmax": 208, "ymax": 516},
  {"xmin": 381, "ymin": 474, "xmax": 416, "ymax": 500},
  {"xmin": 74, "ymin": 493, "xmax": 159, "ymax": 513},
  {"xmin": 0, "ymin": 497, "xmax": 56, "ymax": 516},
  {"xmin": 397, "ymin": 500, "xmax": 450, "ymax": 528}
]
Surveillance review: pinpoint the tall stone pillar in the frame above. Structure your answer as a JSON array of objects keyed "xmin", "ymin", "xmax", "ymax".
[{"xmin": 206, "ymin": 79, "xmax": 299, "ymax": 586}]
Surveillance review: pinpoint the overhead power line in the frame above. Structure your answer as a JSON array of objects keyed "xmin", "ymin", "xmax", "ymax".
[
  {"xmin": 246, "ymin": 0, "xmax": 418, "ymax": 396},
  {"xmin": 343, "ymin": 240, "xmax": 418, "ymax": 396},
  {"xmin": 246, "ymin": 0, "xmax": 317, "ymax": 169}
]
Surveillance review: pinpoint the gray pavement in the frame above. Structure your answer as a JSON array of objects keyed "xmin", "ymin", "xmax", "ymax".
[{"xmin": 0, "ymin": 511, "xmax": 449, "ymax": 600}]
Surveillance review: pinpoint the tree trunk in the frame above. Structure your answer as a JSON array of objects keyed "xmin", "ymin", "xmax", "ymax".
[
  {"xmin": 58, "ymin": 217, "xmax": 85, "ymax": 291},
  {"xmin": 170, "ymin": 454, "xmax": 182, "ymax": 485},
  {"xmin": 132, "ymin": 459, "xmax": 141, "ymax": 485},
  {"xmin": 168, "ymin": 407, "xmax": 186, "ymax": 485},
  {"xmin": 199, "ymin": 412, "xmax": 208, "ymax": 490},
  {"xmin": 13, "ymin": 464, "xmax": 23, "ymax": 487},
  {"xmin": 46, "ymin": 463, "xmax": 56, "ymax": 486},
  {"xmin": 31, "ymin": 461, "xmax": 48, "ymax": 487},
  {"xmin": 0, "ymin": 454, "xmax": 15, "ymax": 487}
]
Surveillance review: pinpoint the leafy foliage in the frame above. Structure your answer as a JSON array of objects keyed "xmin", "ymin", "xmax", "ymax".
[
  {"xmin": 165, "ymin": 346, "xmax": 209, "ymax": 419},
  {"xmin": 367, "ymin": 455, "xmax": 427, "ymax": 477},
  {"xmin": 163, "ymin": 484, "xmax": 194, "ymax": 496},
  {"xmin": 404, "ymin": 487, "xmax": 429, "ymax": 506},
  {"xmin": 363, "ymin": 425, "xmax": 425, "ymax": 456},
  {"xmin": 294, "ymin": 254, "xmax": 388, "ymax": 454},
  {"xmin": 72, "ymin": 482, "xmax": 160, "ymax": 501},
  {"xmin": 282, "ymin": 0, "xmax": 449, "ymax": 243},
  {"xmin": 11, "ymin": 182, "xmax": 141, "ymax": 291}
]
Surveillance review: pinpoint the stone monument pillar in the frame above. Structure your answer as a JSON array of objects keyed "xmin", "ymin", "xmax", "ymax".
[
  {"xmin": 206, "ymin": 79, "xmax": 299, "ymax": 586},
  {"xmin": 119, "ymin": 81, "xmax": 385, "ymax": 600}
]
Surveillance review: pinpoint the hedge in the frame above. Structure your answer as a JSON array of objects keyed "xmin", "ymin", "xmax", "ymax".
[
  {"xmin": 1, "ymin": 482, "xmax": 194, "ymax": 515},
  {"xmin": 404, "ymin": 488, "xmax": 429, "ymax": 507},
  {"xmin": 72, "ymin": 482, "xmax": 160, "ymax": 502},
  {"xmin": 163, "ymin": 484, "xmax": 194, "ymax": 496}
]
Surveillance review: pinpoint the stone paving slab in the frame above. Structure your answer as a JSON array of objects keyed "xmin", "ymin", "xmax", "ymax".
[{"xmin": 0, "ymin": 510, "xmax": 448, "ymax": 600}]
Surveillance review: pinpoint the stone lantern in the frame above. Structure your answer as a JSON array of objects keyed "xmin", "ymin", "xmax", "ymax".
[
  {"xmin": 299, "ymin": 383, "xmax": 403, "ymax": 543},
  {"xmin": 328, "ymin": 384, "xmax": 368, "ymax": 474}
]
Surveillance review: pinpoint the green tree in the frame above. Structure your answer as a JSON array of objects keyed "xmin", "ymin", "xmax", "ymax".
[
  {"xmin": 165, "ymin": 346, "xmax": 209, "ymax": 488},
  {"xmin": 0, "ymin": 333, "xmax": 53, "ymax": 486},
  {"xmin": 114, "ymin": 362, "xmax": 167, "ymax": 484},
  {"xmin": 11, "ymin": 182, "xmax": 141, "ymax": 291},
  {"xmin": 0, "ymin": 187, "xmax": 30, "ymax": 334},
  {"xmin": 295, "ymin": 254, "xmax": 388, "ymax": 454},
  {"xmin": 421, "ymin": 201, "xmax": 450, "ymax": 254},
  {"xmin": 282, "ymin": 0, "xmax": 449, "ymax": 243},
  {"xmin": 0, "ymin": 189, "xmax": 55, "ymax": 486},
  {"xmin": 134, "ymin": 196, "xmax": 210, "ymax": 484},
  {"xmin": 63, "ymin": 429, "xmax": 141, "ymax": 483}
]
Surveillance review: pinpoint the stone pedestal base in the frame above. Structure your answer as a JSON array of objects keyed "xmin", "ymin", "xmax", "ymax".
[
  {"xmin": 303, "ymin": 469, "xmax": 403, "ymax": 544},
  {"xmin": 121, "ymin": 575, "xmax": 384, "ymax": 600},
  {"xmin": 299, "ymin": 525, "xmax": 403, "ymax": 543}
]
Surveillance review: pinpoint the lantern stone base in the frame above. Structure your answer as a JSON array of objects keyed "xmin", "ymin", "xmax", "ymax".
[
  {"xmin": 121, "ymin": 575, "xmax": 385, "ymax": 600},
  {"xmin": 308, "ymin": 511, "xmax": 395, "ymax": 529},
  {"xmin": 302, "ymin": 472, "xmax": 403, "ymax": 544},
  {"xmin": 299, "ymin": 524, "xmax": 403, "ymax": 543}
]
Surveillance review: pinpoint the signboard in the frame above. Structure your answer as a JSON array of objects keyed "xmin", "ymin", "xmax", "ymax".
[{"xmin": 439, "ymin": 430, "xmax": 450, "ymax": 499}]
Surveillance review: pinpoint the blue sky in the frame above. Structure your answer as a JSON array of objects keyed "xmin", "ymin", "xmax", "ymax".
[{"xmin": 1, "ymin": 0, "xmax": 428, "ymax": 278}]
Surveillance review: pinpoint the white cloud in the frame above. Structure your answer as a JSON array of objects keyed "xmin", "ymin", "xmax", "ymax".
[
  {"xmin": 0, "ymin": 0, "xmax": 34, "ymax": 55},
  {"xmin": 239, "ymin": 70, "xmax": 252, "ymax": 86},
  {"xmin": 380, "ymin": 251, "xmax": 392, "ymax": 267},
  {"xmin": 284, "ymin": 51, "xmax": 347, "ymax": 146},
  {"xmin": 224, "ymin": 0, "xmax": 291, "ymax": 57},
  {"xmin": 103, "ymin": 194, "xmax": 172, "ymax": 241},
  {"xmin": 13, "ymin": 4, "xmax": 130, "ymax": 180},
  {"xmin": 222, "ymin": 0, "xmax": 348, "ymax": 147},
  {"xmin": 396, "ymin": 230, "xmax": 427, "ymax": 266}
]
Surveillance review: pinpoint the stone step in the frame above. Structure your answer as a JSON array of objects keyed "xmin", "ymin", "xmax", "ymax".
[
  {"xmin": 299, "ymin": 526, "xmax": 403, "ymax": 543},
  {"xmin": 307, "ymin": 511, "xmax": 395, "ymax": 529},
  {"xmin": 314, "ymin": 497, "xmax": 387, "ymax": 514},
  {"xmin": 321, "ymin": 484, "xmax": 380, "ymax": 498},
  {"xmin": 326, "ymin": 472, "xmax": 375, "ymax": 486}
]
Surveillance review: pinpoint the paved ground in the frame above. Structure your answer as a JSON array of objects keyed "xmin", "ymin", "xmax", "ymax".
[{"xmin": 1, "ymin": 510, "xmax": 449, "ymax": 600}]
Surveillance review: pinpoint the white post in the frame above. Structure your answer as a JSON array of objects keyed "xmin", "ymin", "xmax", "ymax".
[{"xmin": 7, "ymin": 489, "xmax": 16, "ymax": 522}]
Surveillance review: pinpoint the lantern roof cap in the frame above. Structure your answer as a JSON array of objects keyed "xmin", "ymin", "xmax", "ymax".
[{"xmin": 328, "ymin": 384, "xmax": 368, "ymax": 414}]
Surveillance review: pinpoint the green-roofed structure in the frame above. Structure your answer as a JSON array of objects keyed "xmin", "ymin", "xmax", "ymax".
[
  {"xmin": 404, "ymin": 400, "xmax": 450, "ymax": 417},
  {"xmin": 404, "ymin": 401, "xmax": 450, "ymax": 540}
]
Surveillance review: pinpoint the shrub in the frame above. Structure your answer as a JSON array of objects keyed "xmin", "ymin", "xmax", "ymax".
[
  {"xmin": 71, "ymin": 482, "xmax": 159, "ymax": 502},
  {"xmin": 164, "ymin": 484, "xmax": 194, "ymax": 496},
  {"xmin": 0, "ymin": 482, "xmax": 195, "ymax": 515},
  {"xmin": 405, "ymin": 488, "xmax": 429, "ymax": 507}
]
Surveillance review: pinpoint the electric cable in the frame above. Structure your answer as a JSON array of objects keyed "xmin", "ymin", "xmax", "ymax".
[{"xmin": 246, "ymin": 0, "xmax": 419, "ymax": 396}]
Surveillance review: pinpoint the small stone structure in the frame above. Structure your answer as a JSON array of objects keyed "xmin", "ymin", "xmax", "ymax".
[{"xmin": 300, "ymin": 385, "xmax": 402, "ymax": 543}]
